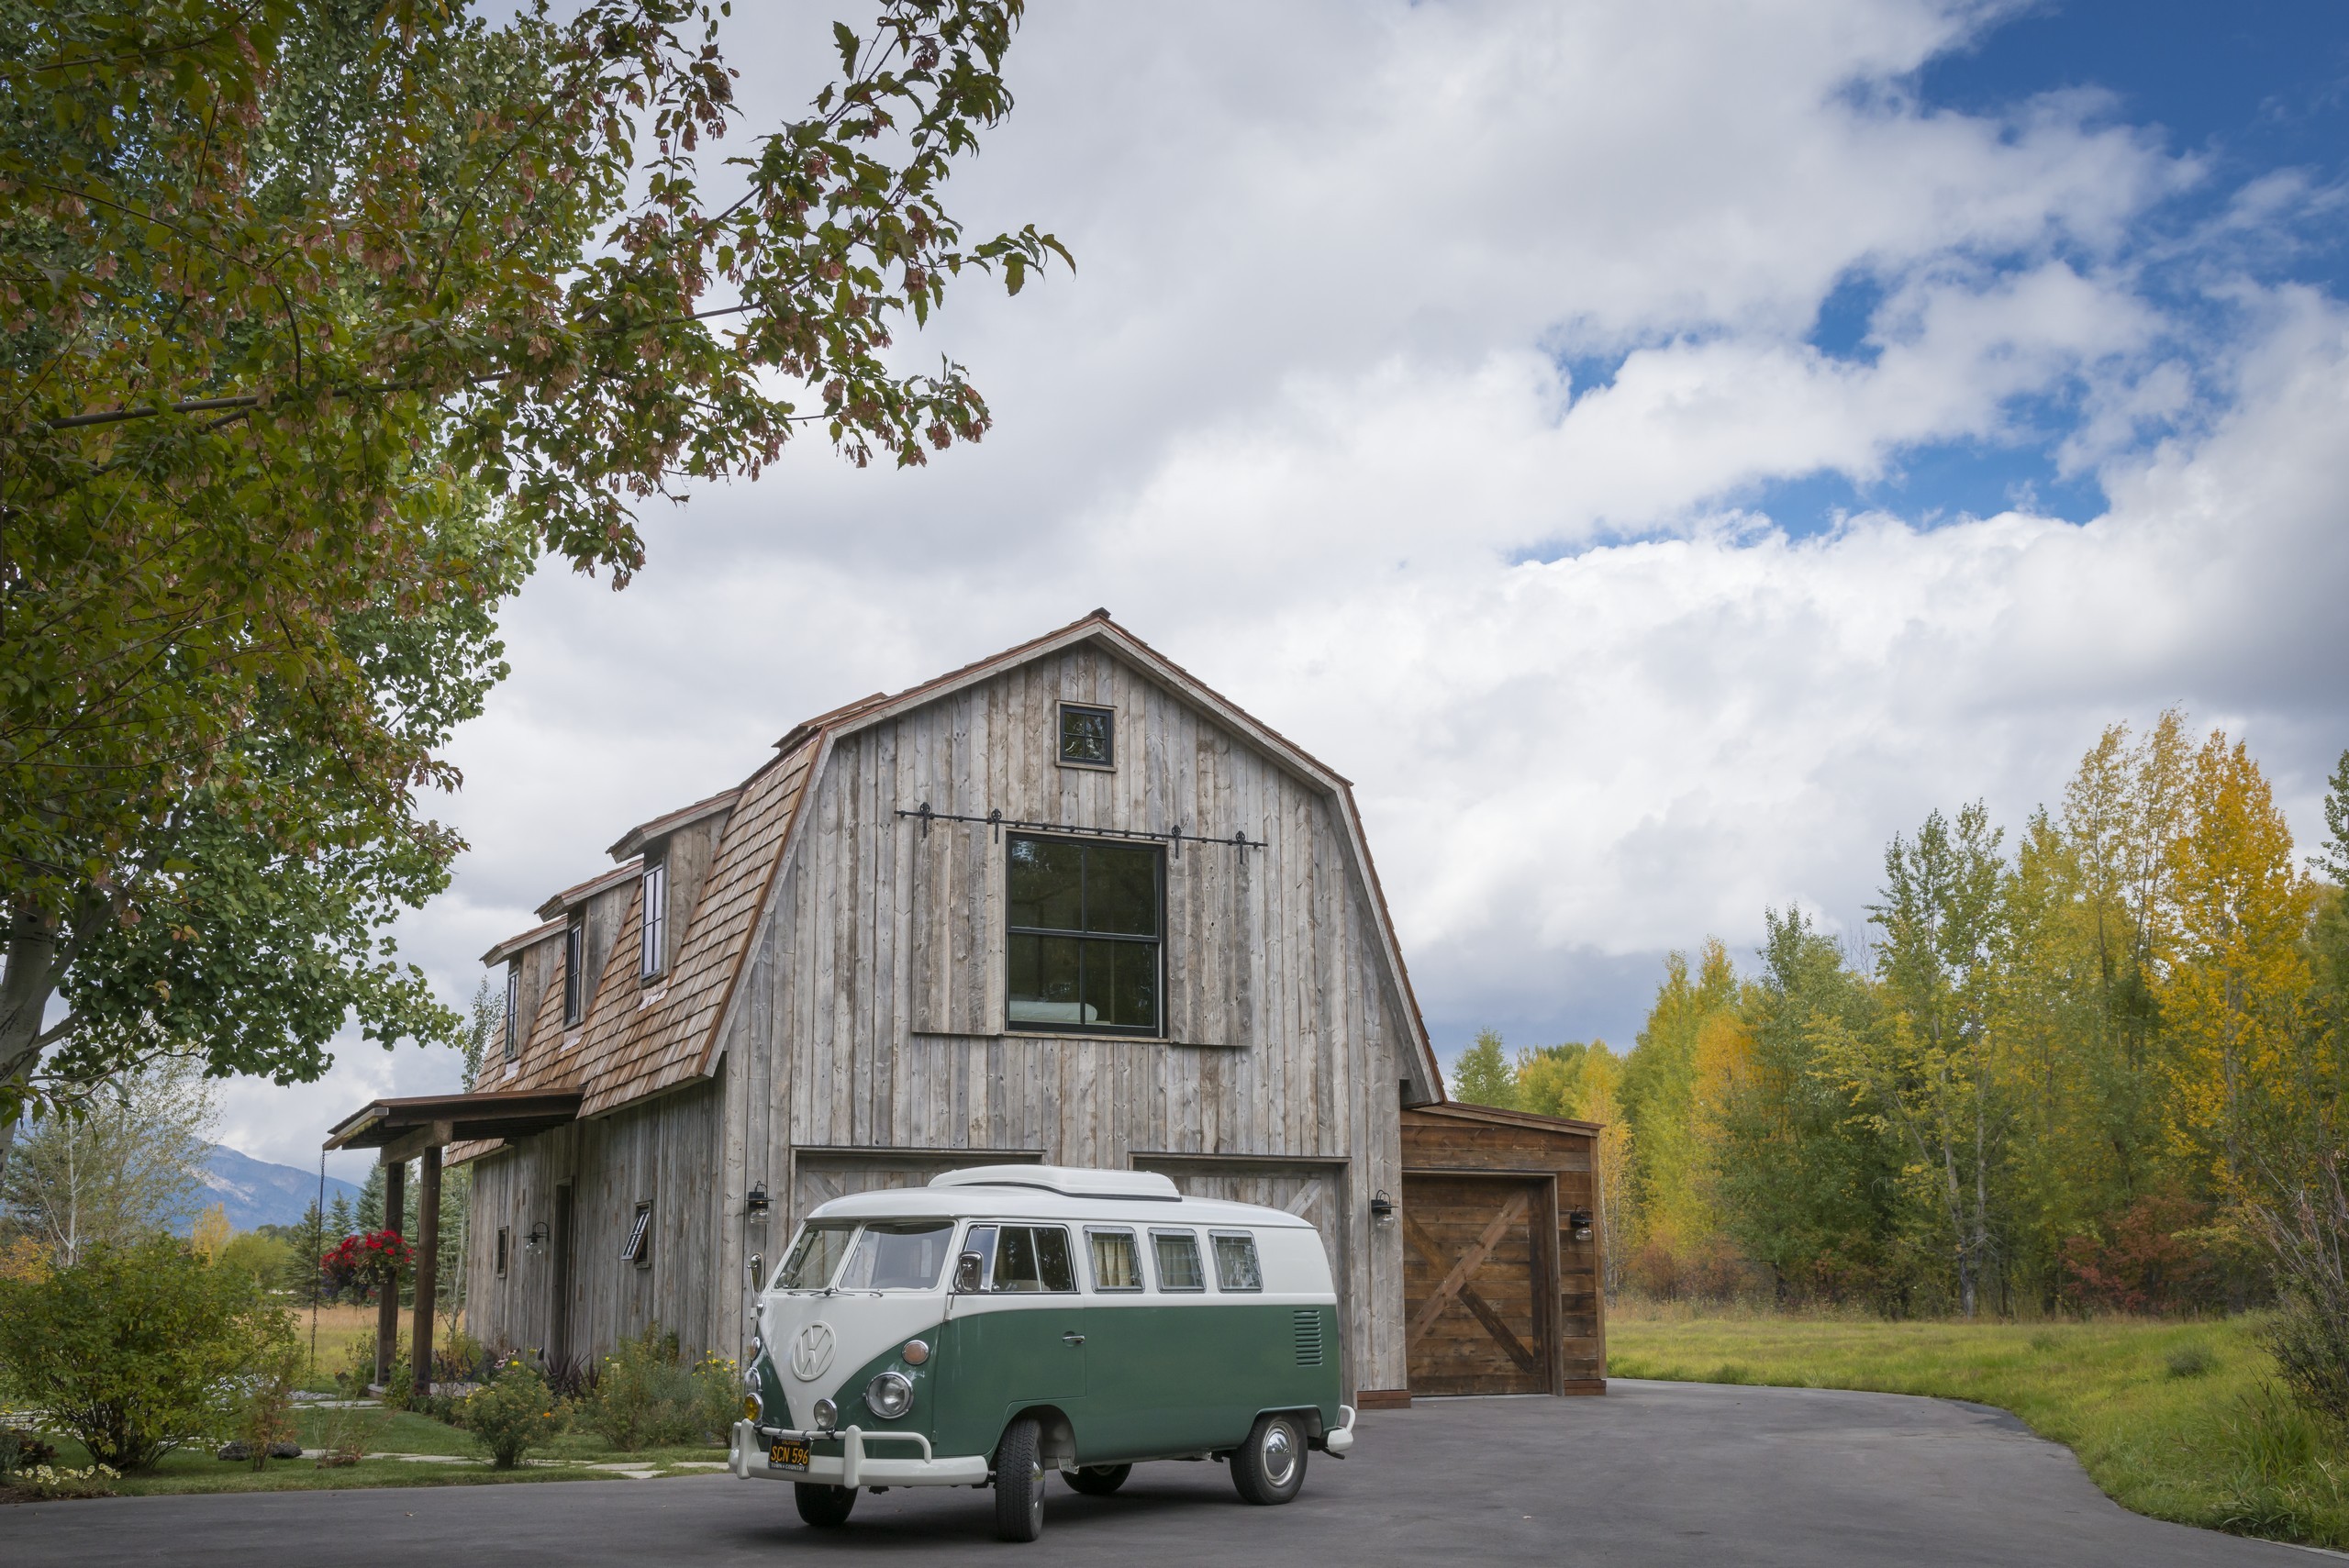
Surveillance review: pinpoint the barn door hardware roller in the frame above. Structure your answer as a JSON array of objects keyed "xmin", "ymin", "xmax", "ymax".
[{"xmin": 900, "ymin": 804, "xmax": 1265, "ymax": 854}]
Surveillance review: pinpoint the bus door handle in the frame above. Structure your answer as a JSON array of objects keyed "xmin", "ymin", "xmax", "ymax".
[{"xmin": 1062, "ymin": 1331, "xmax": 1085, "ymax": 1346}]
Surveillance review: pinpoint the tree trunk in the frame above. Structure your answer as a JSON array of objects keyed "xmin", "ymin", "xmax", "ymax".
[{"xmin": 0, "ymin": 908, "xmax": 65, "ymax": 1191}]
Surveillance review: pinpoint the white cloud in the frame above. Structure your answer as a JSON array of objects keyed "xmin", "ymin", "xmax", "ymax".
[{"xmin": 214, "ymin": 0, "xmax": 2348, "ymax": 1167}]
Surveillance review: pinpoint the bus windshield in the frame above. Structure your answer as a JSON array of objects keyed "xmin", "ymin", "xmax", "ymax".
[
  {"xmin": 836, "ymin": 1219, "xmax": 956, "ymax": 1290},
  {"xmin": 775, "ymin": 1221, "xmax": 857, "ymax": 1290}
]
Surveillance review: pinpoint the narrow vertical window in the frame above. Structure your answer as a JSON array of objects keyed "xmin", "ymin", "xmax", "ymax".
[
  {"xmin": 621, "ymin": 1201, "xmax": 652, "ymax": 1267},
  {"xmin": 562, "ymin": 917, "xmax": 584, "ymax": 1026},
  {"xmin": 502, "ymin": 962, "xmax": 521, "ymax": 1061},
  {"xmin": 1058, "ymin": 702, "xmax": 1114, "ymax": 768},
  {"xmin": 495, "ymin": 1227, "xmax": 510, "ymax": 1277},
  {"xmin": 640, "ymin": 857, "xmax": 668, "ymax": 980}
]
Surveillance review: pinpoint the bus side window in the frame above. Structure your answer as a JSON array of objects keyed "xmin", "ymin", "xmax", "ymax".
[
  {"xmin": 1211, "ymin": 1231, "xmax": 1263, "ymax": 1292},
  {"xmin": 1152, "ymin": 1229, "xmax": 1206, "ymax": 1292},
  {"xmin": 963, "ymin": 1224, "xmax": 999, "ymax": 1291},
  {"xmin": 1087, "ymin": 1229, "xmax": 1143, "ymax": 1291},
  {"xmin": 989, "ymin": 1225, "xmax": 1077, "ymax": 1293}
]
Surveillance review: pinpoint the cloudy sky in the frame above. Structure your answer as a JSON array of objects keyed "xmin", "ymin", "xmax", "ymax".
[{"xmin": 228, "ymin": 0, "xmax": 2349, "ymax": 1178}]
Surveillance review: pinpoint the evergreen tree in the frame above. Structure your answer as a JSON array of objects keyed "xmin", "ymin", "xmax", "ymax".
[{"xmin": 1451, "ymin": 1029, "xmax": 1520, "ymax": 1110}]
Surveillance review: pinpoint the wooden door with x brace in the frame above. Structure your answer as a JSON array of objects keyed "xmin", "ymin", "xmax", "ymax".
[{"xmin": 1400, "ymin": 1173, "xmax": 1557, "ymax": 1396}]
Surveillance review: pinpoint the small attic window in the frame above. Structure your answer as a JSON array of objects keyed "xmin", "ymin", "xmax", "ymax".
[
  {"xmin": 502, "ymin": 963, "xmax": 520, "ymax": 1062},
  {"xmin": 562, "ymin": 917, "xmax": 585, "ymax": 1026},
  {"xmin": 621, "ymin": 1201, "xmax": 652, "ymax": 1268},
  {"xmin": 640, "ymin": 856, "xmax": 668, "ymax": 980},
  {"xmin": 1059, "ymin": 703, "xmax": 1114, "ymax": 769}
]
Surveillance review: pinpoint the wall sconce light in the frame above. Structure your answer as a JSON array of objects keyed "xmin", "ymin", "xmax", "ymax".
[
  {"xmin": 1567, "ymin": 1209, "xmax": 1594, "ymax": 1242},
  {"xmin": 524, "ymin": 1221, "xmax": 550, "ymax": 1255},
  {"xmin": 745, "ymin": 1184, "xmax": 771, "ymax": 1224},
  {"xmin": 1369, "ymin": 1190, "xmax": 1395, "ymax": 1221}
]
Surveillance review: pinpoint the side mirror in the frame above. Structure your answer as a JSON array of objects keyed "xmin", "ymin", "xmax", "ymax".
[
  {"xmin": 747, "ymin": 1252, "xmax": 763, "ymax": 1288},
  {"xmin": 953, "ymin": 1251, "xmax": 985, "ymax": 1295}
]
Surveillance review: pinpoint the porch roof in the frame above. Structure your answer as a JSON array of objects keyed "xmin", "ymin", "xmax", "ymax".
[{"xmin": 323, "ymin": 1088, "xmax": 584, "ymax": 1151}]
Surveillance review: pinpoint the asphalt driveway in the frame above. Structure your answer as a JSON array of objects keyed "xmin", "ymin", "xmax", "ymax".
[{"xmin": 5, "ymin": 1379, "xmax": 2316, "ymax": 1566}]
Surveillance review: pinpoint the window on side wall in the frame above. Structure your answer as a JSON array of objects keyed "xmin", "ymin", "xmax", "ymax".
[
  {"xmin": 640, "ymin": 857, "xmax": 668, "ymax": 980},
  {"xmin": 1058, "ymin": 702, "xmax": 1114, "ymax": 768},
  {"xmin": 1151, "ymin": 1229, "xmax": 1205, "ymax": 1292},
  {"xmin": 495, "ymin": 1227, "xmax": 510, "ymax": 1277},
  {"xmin": 621, "ymin": 1202, "xmax": 652, "ymax": 1268},
  {"xmin": 1006, "ymin": 833, "xmax": 1163, "ymax": 1036},
  {"xmin": 562, "ymin": 917, "xmax": 584, "ymax": 1026}
]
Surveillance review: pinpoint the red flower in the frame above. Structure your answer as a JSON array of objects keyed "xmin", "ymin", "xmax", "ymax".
[{"xmin": 320, "ymin": 1229, "xmax": 415, "ymax": 1291}]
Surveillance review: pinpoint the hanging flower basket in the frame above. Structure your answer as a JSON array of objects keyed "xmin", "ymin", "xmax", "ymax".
[{"xmin": 321, "ymin": 1230, "xmax": 413, "ymax": 1295}]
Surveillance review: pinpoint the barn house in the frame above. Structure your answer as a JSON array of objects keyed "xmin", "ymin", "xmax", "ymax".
[{"xmin": 326, "ymin": 614, "xmax": 1606, "ymax": 1403}]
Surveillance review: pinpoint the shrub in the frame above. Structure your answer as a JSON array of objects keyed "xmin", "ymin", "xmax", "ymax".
[
  {"xmin": 0, "ymin": 1236, "xmax": 295, "ymax": 1472},
  {"xmin": 2252, "ymin": 1159, "xmax": 2349, "ymax": 1433},
  {"xmin": 572, "ymin": 1325, "xmax": 735, "ymax": 1451},
  {"xmin": 313, "ymin": 1406, "xmax": 373, "ymax": 1468},
  {"xmin": 383, "ymin": 1356, "xmax": 415, "ymax": 1412},
  {"xmin": 2167, "ymin": 1342, "xmax": 2219, "ymax": 1380},
  {"xmin": 464, "ymin": 1360, "xmax": 563, "ymax": 1470},
  {"xmin": 2059, "ymin": 1188, "xmax": 2219, "ymax": 1316},
  {"xmin": 15, "ymin": 1462, "xmax": 119, "ymax": 1499},
  {"xmin": 234, "ymin": 1349, "xmax": 303, "ymax": 1469},
  {"xmin": 0, "ymin": 1429, "xmax": 60, "ymax": 1474}
]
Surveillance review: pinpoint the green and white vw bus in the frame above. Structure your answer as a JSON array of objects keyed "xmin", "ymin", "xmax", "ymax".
[{"xmin": 729, "ymin": 1164, "xmax": 1357, "ymax": 1541}]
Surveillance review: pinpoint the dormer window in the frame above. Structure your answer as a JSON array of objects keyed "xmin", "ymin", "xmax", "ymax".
[
  {"xmin": 502, "ymin": 962, "xmax": 521, "ymax": 1062},
  {"xmin": 562, "ymin": 917, "xmax": 585, "ymax": 1026},
  {"xmin": 640, "ymin": 856, "xmax": 668, "ymax": 980},
  {"xmin": 1058, "ymin": 703, "xmax": 1114, "ymax": 769}
]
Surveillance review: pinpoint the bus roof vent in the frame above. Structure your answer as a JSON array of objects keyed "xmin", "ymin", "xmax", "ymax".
[{"xmin": 929, "ymin": 1164, "xmax": 1183, "ymax": 1201}]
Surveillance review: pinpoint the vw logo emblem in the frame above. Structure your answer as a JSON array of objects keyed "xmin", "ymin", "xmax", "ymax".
[{"xmin": 790, "ymin": 1322, "xmax": 837, "ymax": 1382}]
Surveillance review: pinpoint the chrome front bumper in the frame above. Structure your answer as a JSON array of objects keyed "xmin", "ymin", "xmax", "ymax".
[{"xmin": 729, "ymin": 1419, "xmax": 989, "ymax": 1488}]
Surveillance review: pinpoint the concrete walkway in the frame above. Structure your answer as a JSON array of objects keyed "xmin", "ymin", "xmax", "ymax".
[{"xmin": 5, "ymin": 1379, "xmax": 2320, "ymax": 1566}]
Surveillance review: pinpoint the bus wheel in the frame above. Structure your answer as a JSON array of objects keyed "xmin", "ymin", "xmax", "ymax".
[
  {"xmin": 794, "ymin": 1483, "xmax": 857, "ymax": 1528},
  {"xmin": 1231, "ymin": 1412, "xmax": 1308, "ymax": 1506},
  {"xmin": 1063, "ymin": 1463, "xmax": 1131, "ymax": 1496},
  {"xmin": 994, "ymin": 1416, "xmax": 1047, "ymax": 1541}
]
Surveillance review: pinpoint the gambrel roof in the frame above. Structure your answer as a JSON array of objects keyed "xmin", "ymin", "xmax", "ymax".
[{"xmin": 455, "ymin": 613, "xmax": 1441, "ymax": 1159}]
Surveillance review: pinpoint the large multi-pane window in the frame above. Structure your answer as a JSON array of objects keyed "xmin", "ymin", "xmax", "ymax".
[
  {"xmin": 640, "ymin": 857, "xmax": 668, "ymax": 979},
  {"xmin": 562, "ymin": 918, "xmax": 584, "ymax": 1026},
  {"xmin": 1006, "ymin": 833, "xmax": 1162, "ymax": 1035}
]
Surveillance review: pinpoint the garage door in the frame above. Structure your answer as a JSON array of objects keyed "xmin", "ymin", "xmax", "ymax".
[
  {"xmin": 787, "ymin": 1148, "xmax": 1042, "ymax": 1229},
  {"xmin": 1401, "ymin": 1173, "xmax": 1553, "ymax": 1396}
]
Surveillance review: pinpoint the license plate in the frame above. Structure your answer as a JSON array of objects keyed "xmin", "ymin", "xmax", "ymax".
[{"xmin": 768, "ymin": 1438, "xmax": 810, "ymax": 1470}]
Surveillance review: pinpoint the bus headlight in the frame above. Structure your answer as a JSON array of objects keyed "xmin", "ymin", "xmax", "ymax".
[
  {"xmin": 742, "ymin": 1392, "xmax": 763, "ymax": 1422},
  {"xmin": 812, "ymin": 1397, "xmax": 838, "ymax": 1432},
  {"xmin": 865, "ymin": 1371, "xmax": 914, "ymax": 1420}
]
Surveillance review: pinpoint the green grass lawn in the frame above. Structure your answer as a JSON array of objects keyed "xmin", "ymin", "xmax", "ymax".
[
  {"xmin": 24, "ymin": 1403, "xmax": 734, "ymax": 1498},
  {"xmin": 1609, "ymin": 1306, "xmax": 2349, "ymax": 1550}
]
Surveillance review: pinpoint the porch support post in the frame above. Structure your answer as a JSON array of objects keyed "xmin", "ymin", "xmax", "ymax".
[
  {"xmin": 375, "ymin": 1156, "xmax": 406, "ymax": 1388},
  {"xmin": 411, "ymin": 1146, "xmax": 441, "ymax": 1399}
]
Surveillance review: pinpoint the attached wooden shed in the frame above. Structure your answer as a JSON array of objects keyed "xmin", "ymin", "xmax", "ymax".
[{"xmin": 1398, "ymin": 1103, "xmax": 1606, "ymax": 1397}]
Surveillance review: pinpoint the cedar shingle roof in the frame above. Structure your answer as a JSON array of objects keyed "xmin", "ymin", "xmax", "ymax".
[{"xmin": 459, "ymin": 611, "xmax": 1440, "ymax": 1156}]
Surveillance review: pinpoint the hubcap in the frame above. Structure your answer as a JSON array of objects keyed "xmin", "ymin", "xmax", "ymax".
[{"xmin": 1263, "ymin": 1424, "xmax": 1296, "ymax": 1485}]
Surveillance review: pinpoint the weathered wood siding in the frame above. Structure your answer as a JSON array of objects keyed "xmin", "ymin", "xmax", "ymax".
[
  {"xmin": 462, "ymin": 1084, "xmax": 722, "ymax": 1365},
  {"xmin": 710, "ymin": 644, "xmax": 1417, "ymax": 1396},
  {"xmin": 1399, "ymin": 1106, "xmax": 1606, "ymax": 1391}
]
